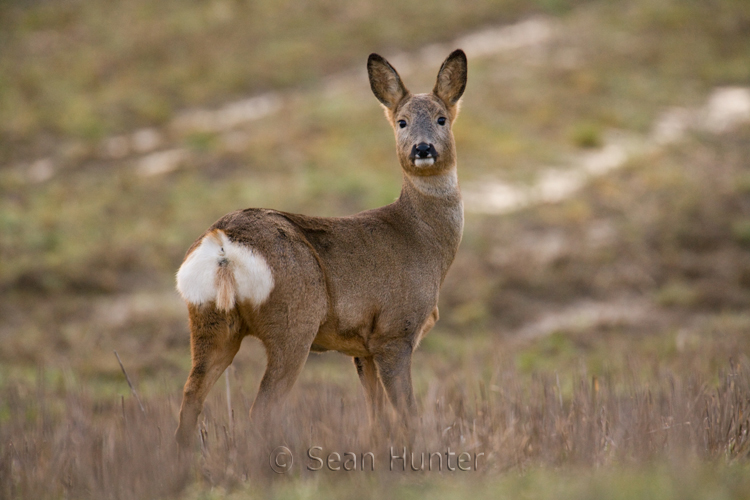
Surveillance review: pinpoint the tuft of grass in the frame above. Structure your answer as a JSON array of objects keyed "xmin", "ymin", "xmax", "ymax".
[
  {"xmin": 569, "ymin": 121, "xmax": 603, "ymax": 148},
  {"xmin": 731, "ymin": 218, "xmax": 750, "ymax": 246},
  {"xmin": 655, "ymin": 281, "xmax": 699, "ymax": 308}
]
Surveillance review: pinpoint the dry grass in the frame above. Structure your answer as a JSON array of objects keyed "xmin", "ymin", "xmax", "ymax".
[{"xmin": 1, "ymin": 357, "xmax": 748, "ymax": 499}]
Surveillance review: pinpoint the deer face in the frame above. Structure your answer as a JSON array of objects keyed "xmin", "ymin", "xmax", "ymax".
[{"xmin": 368, "ymin": 50, "xmax": 467, "ymax": 178}]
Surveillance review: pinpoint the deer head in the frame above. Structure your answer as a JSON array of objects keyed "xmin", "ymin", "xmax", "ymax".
[{"xmin": 368, "ymin": 50, "xmax": 467, "ymax": 180}]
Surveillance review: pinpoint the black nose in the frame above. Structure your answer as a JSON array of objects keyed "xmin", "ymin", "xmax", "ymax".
[{"xmin": 416, "ymin": 143, "xmax": 433, "ymax": 158}]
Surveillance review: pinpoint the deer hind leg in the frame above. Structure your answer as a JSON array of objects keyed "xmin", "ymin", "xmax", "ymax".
[
  {"xmin": 354, "ymin": 356, "xmax": 386, "ymax": 426},
  {"xmin": 176, "ymin": 304, "xmax": 242, "ymax": 448},
  {"xmin": 248, "ymin": 321, "xmax": 318, "ymax": 432}
]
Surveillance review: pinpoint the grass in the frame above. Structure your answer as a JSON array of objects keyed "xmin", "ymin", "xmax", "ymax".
[
  {"xmin": 0, "ymin": 0, "xmax": 587, "ymax": 161},
  {"xmin": 1, "ymin": 350, "xmax": 749, "ymax": 498},
  {"xmin": 2, "ymin": 0, "xmax": 750, "ymax": 498}
]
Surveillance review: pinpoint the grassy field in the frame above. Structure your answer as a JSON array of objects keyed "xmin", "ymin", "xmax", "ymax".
[{"xmin": 2, "ymin": 0, "xmax": 750, "ymax": 498}]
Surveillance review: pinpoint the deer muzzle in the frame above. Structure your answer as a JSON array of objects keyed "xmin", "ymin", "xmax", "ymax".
[{"xmin": 410, "ymin": 142, "xmax": 438, "ymax": 167}]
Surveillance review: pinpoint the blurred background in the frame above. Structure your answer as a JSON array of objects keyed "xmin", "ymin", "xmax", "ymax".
[{"xmin": 1, "ymin": 0, "xmax": 750, "ymax": 498}]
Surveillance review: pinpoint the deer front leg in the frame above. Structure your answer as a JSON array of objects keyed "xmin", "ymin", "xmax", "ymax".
[
  {"xmin": 415, "ymin": 306, "xmax": 439, "ymax": 348},
  {"xmin": 176, "ymin": 305, "xmax": 242, "ymax": 449},
  {"xmin": 373, "ymin": 340, "xmax": 416, "ymax": 436},
  {"xmin": 354, "ymin": 356, "xmax": 386, "ymax": 426}
]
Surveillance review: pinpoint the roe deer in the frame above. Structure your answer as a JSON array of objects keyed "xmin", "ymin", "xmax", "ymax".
[{"xmin": 174, "ymin": 49, "xmax": 468, "ymax": 447}]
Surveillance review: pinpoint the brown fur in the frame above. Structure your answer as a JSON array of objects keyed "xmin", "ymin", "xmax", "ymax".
[
  {"xmin": 207, "ymin": 230, "xmax": 237, "ymax": 312},
  {"xmin": 214, "ymin": 263, "xmax": 235, "ymax": 312},
  {"xmin": 175, "ymin": 49, "xmax": 468, "ymax": 447}
]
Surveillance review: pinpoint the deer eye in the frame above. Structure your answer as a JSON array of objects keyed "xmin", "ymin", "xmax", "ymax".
[
  {"xmin": 398, "ymin": 120, "xmax": 407, "ymax": 129},
  {"xmin": 437, "ymin": 117, "xmax": 447, "ymax": 126}
]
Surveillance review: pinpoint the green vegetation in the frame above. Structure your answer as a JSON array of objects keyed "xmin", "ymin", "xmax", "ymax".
[
  {"xmin": 1, "ymin": 0, "xmax": 750, "ymax": 498},
  {"xmin": 0, "ymin": 0, "xmax": 588, "ymax": 159}
]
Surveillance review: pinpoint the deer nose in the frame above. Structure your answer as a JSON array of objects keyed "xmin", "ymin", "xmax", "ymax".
[{"xmin": 416, "ymin": 143, "xmax": 433, "ymax": 158}]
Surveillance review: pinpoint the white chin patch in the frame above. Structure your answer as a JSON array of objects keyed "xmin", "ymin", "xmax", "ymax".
[
  {"xmin": 176, "ymin": 229, "xmax": 274, "ymax": 309},
  {"xmin": 414, "ymin": 158, "xmax": 435, "ymax": 167}
]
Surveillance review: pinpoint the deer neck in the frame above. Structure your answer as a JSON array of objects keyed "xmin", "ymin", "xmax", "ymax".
[
  {"xmin": 398, "ymin": 167, "xmax": 464, "ymax": 278},
  {"xmin": 404, "ymin": 167, "xmax": 459, "ymax": 198}
]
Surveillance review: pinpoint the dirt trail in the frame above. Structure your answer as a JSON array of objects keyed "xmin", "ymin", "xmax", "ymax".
[
  {"xmin": 21, "ymin": 16, "xmax": 750, "ymax": 217},
  {"xmin": 462, "ymin": 86, "xmax": 750, "ymax": 214},
  {"xmin": 18, "ymin": 18, "xmax": 556, "ymax": 181}
]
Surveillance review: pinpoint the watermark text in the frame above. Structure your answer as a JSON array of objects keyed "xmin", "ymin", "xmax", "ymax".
[{"xmin": 270, "ymin": 446, "xmax": 484, "ymax": 473}]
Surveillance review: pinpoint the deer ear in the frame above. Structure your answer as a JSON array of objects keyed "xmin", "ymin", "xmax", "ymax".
[
  {"xmin": 368, "ymin": 53, "xmax": 409, "ymax": 111},
  {"xmin": 433, "ymin": 49, "xmax": 467, "ymax": 107}
]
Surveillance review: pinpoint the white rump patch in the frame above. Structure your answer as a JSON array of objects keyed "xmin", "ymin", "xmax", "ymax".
[{"xmin": 176, "ymin": 230, "xmax": 274, "ymax": 309}]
